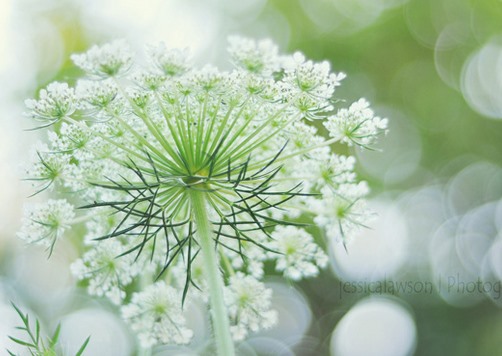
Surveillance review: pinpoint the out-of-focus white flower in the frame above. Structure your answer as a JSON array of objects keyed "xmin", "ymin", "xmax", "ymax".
[
  {"xmin": 131, "ymin": 70, "xmax": 167, "ymax": 91},
  {"xmin": 71, "ymin": 240, "xmax": 141, "ymax": 305},
  {"xmin": 225, "ymin": 274, "xmax": 277, "ymax": 341},
  {"xmin": 146, "ymin": 43, "xmax": 191, "ymax": 76},
  {"xmin": 228, "ymin": 36, "xmax": 280, "ymax": 75},
  {"xmin": 269, "ymin": 225, "xmax": 328, "ymax": 280},
  {"xmin": 71, "ymin": 40, "xmax": 133, "ymax": 78},
  {"xmin": 24, "ymin": 143, "xmax": 71, "ymax": 192},
  {"xmin": 76, "ymin": 79, "xmax": 118, "ymax": 109},
  {"xmin": 313, "ymin": 184, "xmax": 372, "ymax": 243},
  {"xmin": 18, "ymin": 199, "xmax": 75, "ymax": 254},
  {"xmin": 122, "ymin": 282, "xmax": 193, "ymax": 347},
  {"xmin": 25, "ymin": 82, "xmax": 76, "ymax": 124}
]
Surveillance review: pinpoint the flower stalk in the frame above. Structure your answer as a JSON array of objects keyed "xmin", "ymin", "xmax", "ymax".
[{"xmin": 190, "ymin": 189, "xmax": 235, "ymax": 356}]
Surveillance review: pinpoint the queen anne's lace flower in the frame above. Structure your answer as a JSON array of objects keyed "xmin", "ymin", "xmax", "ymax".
[
  {"xmin": 283, "ymin": 52, "xmax": 345, "ymax": 99},
  {"xmin": 20, "ymin": 36, "xmax": 387, "ymax": 348},
  {"xmin": 224, "ymin": 228, "xmax": 269, "ymax": 279},
  {"xmin": 224, "ymin": 274, "xmax": 277, "ymax": 341},
  {"xmin": 228, "ymin": 36, "xmax": 280, "ymax": 75},
  {"xmin": 132, "ymin": 70, "xmax": 167, "ymax": 91},
  {"xmin": 76, "ymin": 79, "xmax": 118, "ymax": 110},
  {"xmin": 314, "ymin": 154, "xmax": 357, "ymax": 189},
  {"xmin": 122, "ymin": 282, "xmax": 193, "ymax": 347},
  {"xmin": 71, "ymin": 240, "xmax": 141, "ymax": 305},
  {"xmin": 268, "ymin": 226, "xmax": 328, "ymax": 280},
  {"xmin": 24, "ymin": 143, "xmax": 71, "ymax": 192},
  {"xmin": 146, "ymin": 43, "xmax": 190, "ymax": 76},
  {"xmin": 18, "ymin": 199, "xmax": 75, "ymax": 254},
  {"xmin": 324, "ymin": 98, "xmax": 388, "ymax": 147},
  {"xmin": 281, "ymin": 52, "xmax": 346, "ymax": 118},
  {"xmin": 313, "ymin": 183, "xmax": 372, "ymax": 243},
  {"xmin": 71, "ymin": 40, "xmax": 133, "ymax": 78},
  {"xmin": 25, "ymin": 82, "xmax": 76, "ymax": 124}
]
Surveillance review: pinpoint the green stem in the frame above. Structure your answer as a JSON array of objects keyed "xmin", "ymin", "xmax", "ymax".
[
  {"xmin": 190, "ymin": 190, "xmax": 235, "ymax": 356},
  {"xmin": 138, "ymin": 273, "xmax": 153, "ymax": 356}
]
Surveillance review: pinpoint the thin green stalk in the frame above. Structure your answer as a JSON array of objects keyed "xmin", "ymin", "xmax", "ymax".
[
  {"xmin": 190, "ymin": 190, "xmax": 235, "ymax": 356},
  {"xmin": 138, "ymin": 272, "xmax": 153, "ymax": 356}
]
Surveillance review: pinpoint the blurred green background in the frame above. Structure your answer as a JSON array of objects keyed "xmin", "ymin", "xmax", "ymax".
[{"xmin": 1, "ymin": 0, "xmax": 501, "ymax": 355}]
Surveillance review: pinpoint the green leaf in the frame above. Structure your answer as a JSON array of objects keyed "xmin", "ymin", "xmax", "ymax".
[
  {"xmin": 49, "ymin": 323, "xmax": 61, "ymax": 348},
  {"xmin": 8, "ymin": 336, "xmax": 36, "ymax": 348},
  {"xmin": 75, "ymin": 336, "xmax": 91, "ymax": 356},
  {"xmin": 35, "ymin": 319, "xmax": 41, "ymax": 345}
]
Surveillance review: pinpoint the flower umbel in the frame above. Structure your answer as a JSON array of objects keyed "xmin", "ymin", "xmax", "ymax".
[
  {"xmin": 24, "ymin": 82, "xmax": 76, "ymax": 126},
  {"xmin": 122, "ymin": 282, "xmax": 193, "ymax": 347},
  {"xmin": 18, "ymin": 199, "xmax": 75, "ymax": 255},
  {"xmin": 20, "ymin": 37, "xmax": 387, "ymax": 352},
  {"xmin": 224, "ymin": 273, "xmax": 277, "ymax": 341}
]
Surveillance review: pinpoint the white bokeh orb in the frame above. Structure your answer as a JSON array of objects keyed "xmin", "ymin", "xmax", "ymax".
[
  {"xmin": 330, "ymin": 297, "xmax": 416, "ymax": 356},
  {"xmin": 461, "ymin": 38, "xmax": 502, "ymax": 120},
  {"xmin": 8, "ymin": 241, "xmax": 77, "ymax": 305},
  {"xmin": 330, "ymin": 200, "xmax": 409, "ymax": 282},
  {"xmin": 429, "ymin": 218, "xmax": 485, "ymax": 307},
  {"xmin": 355, "ymin": 108, "xmax": 421, "ymax": 185},
  {"xmin": 79, "ymin": 0, "xmax": 219, "ymax": 59},
  {"xmin": 59, "ymin": 307, "xmax": 132, "ymax": 356},
  {"xmin": 256, "ymin": 280, "xmax": 312, "ymax": 348}
]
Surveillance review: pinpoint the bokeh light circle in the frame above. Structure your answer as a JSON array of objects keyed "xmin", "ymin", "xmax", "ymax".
[
  {"xmin": 80, "ymin": 0, "xmax": 219, "ymax": 58},
  {"xmin": 396, "ymin": 185, "xmax": 447, "ymax": 271},
  {"xmin": 429, "ymin": 218, "xmax": 485, "ymax": 307},
  {"xmin": 8, "ymin": 241, "xmax": 77, "ymax": 305},
  {"xmin": 330, "ymin": 297, "xmax": 416, "ymax": 356},
  {"xmin": 59, "ymin": 307, "xmax": 132, "ymax": 356},
  {"xmin": 330, "ymin": 200, "xmax": 409, "ymax": 282},
  {"xmin": 356, "ymin": 107, "xmax": 421, "ymax": 184},
  {"xmin": 434, "ymin": 22, "xmax": 473, "ymax": 90},
  {"xmin": 299, "ymin": 0, "xmax": 406, "ymax": 37},
  {"xmin": 461, "ymin": 38, "xmax": 502, "ymax": 120},
  {"xmin": 237, "ymin": 337, "xmax": 294, "ymax": 356},
  {"xmin": 445, "ymin": 162, "xmax": 502, "ymax": 216},
  {"xmin": 256, "ymin": 280, "xmax": 312, "ymax": 348},
  {"xmin": 487, "ymin": 236, "xmax": 502, "ymax": 282}
]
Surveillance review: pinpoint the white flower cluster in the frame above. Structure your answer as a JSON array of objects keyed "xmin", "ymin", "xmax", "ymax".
[
  {"xmin": 76, "ymin": 79, "xmax": 118, "ymax": 110},
  {"xmin": 228, "ymin": 36, "xmax": 280, "ymax": 75},
  {"xmin": 71, "ymin": 40, "xmax": 133, "ymax": 78},
  {"xmin": 282, "ymin": 52, "xmax": 346, "ymax": 118},
  {"xmin": 24, "ymin": 143, "xmax": 71, "ymax": 192},
  {"xmin": 24, "ymin": 82, "xmax": 76, "ymax": 124},
  {"xmin": 70, "ymin": 239, "xmax": 141, "ymax": 305},
  {"xmin": 147, "ymin": 43, "xmax": 190, "ymax": 76},
  {"xmin": 122, "ymin": 282, "xmax": 193, "ymax": 347},
  {"xmin": 268, "ymin": 226, "xmax": 328, "ymax": 280},
  {"xmin": 18, "ymin": 199, "xmax": 74, "ymax": 254},
  {"xmin": 225, "ymin": 274, "xmax": 278, "ymax": 341},
  {"xmin": 20, "ymin": 37, "xmax": 387, "ymax": 348},
  {"xmin": 313, "ymin": 183, "xmax": 372, "ymax": 243},
  {"xmin": 324, "ymin": 98, "xmax": 388, "ymax": 147}
]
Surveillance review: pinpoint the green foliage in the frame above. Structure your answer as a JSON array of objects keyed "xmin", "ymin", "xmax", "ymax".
[{"xmin": 7, "ymin": 303, "xmax": 90, "ymax": 356}]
